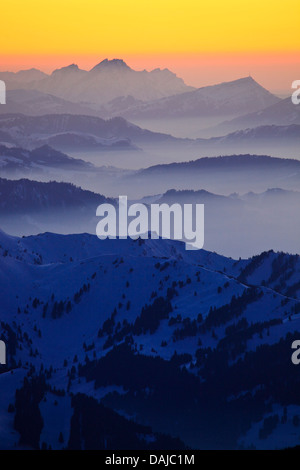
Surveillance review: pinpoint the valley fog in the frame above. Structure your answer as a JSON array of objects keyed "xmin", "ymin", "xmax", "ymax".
[{"xmin": 1, "ymin": 57, "xmax": 300, "ymax": 450}]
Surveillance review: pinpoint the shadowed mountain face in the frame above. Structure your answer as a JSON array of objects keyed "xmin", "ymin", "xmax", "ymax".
[
  {"xmin": 1, "ymin": 231, "xmax": 300, "ymax": 449},
  {"xmin": 0, "ymin": 178, "xmax": 114, "ymax": 236},
  {"xmin": 0, "ymin": 178, "xmax": 112, "ymax": 212}
]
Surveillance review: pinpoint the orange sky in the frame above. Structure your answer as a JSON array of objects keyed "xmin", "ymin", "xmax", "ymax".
[{"xmin": 0, "ymin": 0, "xmax": 299, "ymax": 92}]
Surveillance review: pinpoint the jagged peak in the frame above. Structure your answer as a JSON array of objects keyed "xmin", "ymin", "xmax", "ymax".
[
  {"xmin": 52, "ymin": 64, "xmax": 81, "ymax": 75},
  {"xmin": 151, "ymin": 67, "xmax": 176, "ymax": 76},
  {"xmin": 90, "ymin": 58, "xmax": 131, "ymax": 72}
]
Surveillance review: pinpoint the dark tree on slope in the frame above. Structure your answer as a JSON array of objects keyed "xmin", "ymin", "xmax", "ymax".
[{"xmin": 14, "ymin": 375, "xmax": 46, "ymax": 449}]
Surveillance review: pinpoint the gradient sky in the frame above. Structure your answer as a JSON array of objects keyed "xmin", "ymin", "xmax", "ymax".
[{"xmin": 1, "ymin": 0, "xmax": 299, "ymax": 92}]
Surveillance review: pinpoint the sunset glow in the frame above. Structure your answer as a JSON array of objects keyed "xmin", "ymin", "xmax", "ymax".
[{"xmin": 1, "ymin": 0, "xmax": 299, "ymax": 92}]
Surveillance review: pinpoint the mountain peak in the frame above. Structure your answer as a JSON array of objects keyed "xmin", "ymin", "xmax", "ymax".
[
  {"xmin": 215, "ymin": 76, "xmax": 259, "ymax": 88},
  {"xmin": 237, "ymin": 76, "xmax": 257, "ymax": 84},
  {"xmin": 90, "ymin": 59, "xmax": 131, "ymax": 72},
  {"xmin": 52, "ymin": 64, "xmax": 81, "ymax": 75},
  {"xmin": 150, "ymin": 67, "xmax": 177, "ymax": 77},
  {"xmin": 18, "ymin": 68, "xmax": 43, "ymax": 74}
]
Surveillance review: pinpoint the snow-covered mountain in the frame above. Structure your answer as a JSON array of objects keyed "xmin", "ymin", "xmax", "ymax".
[
  {"xmin": 2, "ymin": 66, "xmax": 279, "ymax": 121},
  {"xmin": 16, "ymin": 59, "xmax": 194, "ymax": 105},
  {"xmin": 1, "ymin": 59, "xmax": 299, "ymax": 452},
  {"xmin": 119, "ymin": 77, "xmax": 280, "ymax": 120},
  {"xmin": 0, "ymin": 231, "xmax": 300, "ymax": 449}
]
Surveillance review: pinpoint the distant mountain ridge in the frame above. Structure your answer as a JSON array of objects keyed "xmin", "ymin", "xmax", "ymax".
[
  {"xmin": 122, "ymin": 154, "xmax": 300, "ymax": 200},
  {"xmin": 213, "ymin": 97, "xmax": 300, "ymax": 134},
  {"xmin": 0, "ymin": 177, "xmax": 113, "ymax": 213},
  {"xmin": 1, "ymin": 64, "xmax": 279, "ymax": 120},
  {"xmin": 192, "ymin": 124, "xmax": 300, "ymax": 158},
  {"xmin": 0, "ymin": 113, "xmax": 183, "ymax": 151},
  {"xmin": 0, "ymin": 177, "xmax": 299, "ymax": 257},
  {"xmin": 0, "ymin": 68, "xmax": 48, "ymax": 86},
  {"xmin": 0, "ymin": 144, "xmax": 92, "ymax": 173},
  {"xmin": 0, "ymin": 89, "xmax": 101, "ymax": 117},
  {"xmin": 139, "ymin": 153, "xmax": 300, "ymax": 174},
  {"xmin": 1, "ymin": 113, "xmax": 297, "ymax": 158},
  {"xmin": 119, "ymin": 76, "xmax": 280, "ymax": 120},
  {"xmin": 1, "ymin": 59, "xmax": 193, "ymax": 105}
]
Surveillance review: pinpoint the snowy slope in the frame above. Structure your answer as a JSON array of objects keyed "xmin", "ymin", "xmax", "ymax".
[
  {"xmin": 0, "ymin": 231, "xmax": 300, "ymax": 449},
  {"xmin": 121, "ymin": 77, "xmax": 280, "ymax": 120}
]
